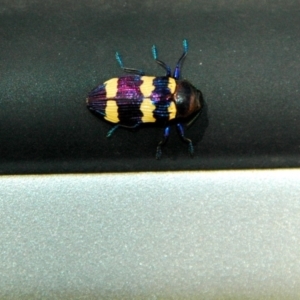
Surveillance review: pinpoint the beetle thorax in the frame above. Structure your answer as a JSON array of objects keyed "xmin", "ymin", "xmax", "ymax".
[{"xmin": 174, "ymin": 80, "xmax": 201, "ymax": 118}]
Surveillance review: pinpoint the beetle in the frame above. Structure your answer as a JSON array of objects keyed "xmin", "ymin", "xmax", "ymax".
[{"xmin": 86, "ymin": 39, "xmax": 203, "ymax": 159}]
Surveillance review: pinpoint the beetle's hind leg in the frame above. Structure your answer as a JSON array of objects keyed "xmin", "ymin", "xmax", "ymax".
[
  {"xmin": 156, "ymin": 126, "xmax": 170, "ymax": 160},
  {"xmin": 176, "ymin": 123, "xmax": 194, "ymax": 156},
  {"xmin": 106, "ymin": 125, "xmax": 120, "ymax": 138},
  {"xmin": 115, "ymin": 52, "xmax": 145, "ymax": 75},
  {"xmin": 106, "ymin": 123, "xmax": 141, "ymax": 138}
]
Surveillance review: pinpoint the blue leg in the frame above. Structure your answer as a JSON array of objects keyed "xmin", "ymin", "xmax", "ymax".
[
  {"xmin": 176, "ymin": 123, "xmax": 194, "ymax": 156},
  {"xmin": 115, "ymin": 52, "xmax": 145, "ymax": 75},
  {"xmin": 106, "ymin": 125, "xmax": 119, "ymax": 138},
  {"xmin": 107, "ymin": 123, "xmax": 141, "ymax": 138},
  {"xmin": 173, "ymin": 39, "xmax": 188, "ymax": 80},
  {"xmin": 156, "ymin": 126, "xmax": 170, "ymax": 160},
  {"xmin": 152, "ymin": 45, "xmax": 171, "ymax": 76}
]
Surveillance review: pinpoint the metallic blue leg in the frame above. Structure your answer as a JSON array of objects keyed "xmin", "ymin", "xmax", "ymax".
[
  {"xmin": 107, "ymin": 123, "xmax": 141, "ymax": 138},
  {"xmin": 152, "ymin": 45, "xmax": 171, "ymax": 76},
  {"xmin": 156, "ymin": 126, "xmax": 170, "ymax": 160},
  {"xmin": 173, "ymin": 39, "xmax": 188, "ymax": 79},
  {"xmin": 115, "ymin": 52, "xmax": 145, "ymax": 75},
  {"xmin": 106, "ymin": 125, "xmax": 119, "ymax": 138},
  {"xmin": 118, "ymin": 123, "xmax": 140, "ymax": 130},
  {"xmin": 176, "ymin": 123, "xmax": 194, "ymax": 156}
]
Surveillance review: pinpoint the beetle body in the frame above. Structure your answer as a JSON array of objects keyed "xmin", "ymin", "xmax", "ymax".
[{"xmin": 86, "ymin": 40, "xmax": 203, "ymax": 159}]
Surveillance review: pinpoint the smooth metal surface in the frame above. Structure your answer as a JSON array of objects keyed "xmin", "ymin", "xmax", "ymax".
[{"xmin": 1, "ymin": 170, "xmax": 300, "ymax": 299}]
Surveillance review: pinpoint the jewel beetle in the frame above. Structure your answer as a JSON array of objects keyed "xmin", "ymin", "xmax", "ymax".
[{"xmin": 86, "ymin": 39, "xmax": 203, "ymax": 159}]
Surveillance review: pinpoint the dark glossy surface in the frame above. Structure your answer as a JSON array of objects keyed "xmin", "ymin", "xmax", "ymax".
[{"xmin": 1, "ymin": 0, "xmax": 300, "ymax": 174}]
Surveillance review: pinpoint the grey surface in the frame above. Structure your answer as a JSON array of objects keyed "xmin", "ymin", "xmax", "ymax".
[
  {"xmin": 1, "ymin": 170, "xmax": 300, "ymax": 299},
  {"xmin": 1, "ymin": 0, "xmax": 300, "ymax": 173}
]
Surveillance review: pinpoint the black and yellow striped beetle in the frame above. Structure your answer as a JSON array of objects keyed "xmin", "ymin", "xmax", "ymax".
[{"xmin": 86, "ymin": 40, "xmax": 203, "ymax": 159}]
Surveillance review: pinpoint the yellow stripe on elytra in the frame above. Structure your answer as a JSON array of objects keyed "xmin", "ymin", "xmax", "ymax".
[
  {"xmin": 104, "ymin": 100, "xmax": 119, "ymax": 123},
  {"xmin": 168, "ymin": 101, "xmax": 177, "ymax": 120},
  {"xmin": 104, "ymin": 78, "xmax": 119, "ymax": 98},
  {"xmin": 140, "ymin": 76, "xmax": 156, "ymax": 97},
  {"xmin": 140, "ymin": 77, "xmax": 176, "ymax": 96},
  {"xmin": 167, "ymin": 78, "xmax": 176, "ymax": 94},
  {"xmin": 140, "ymin": 98, "xmax": 156, "ymax": 123}
]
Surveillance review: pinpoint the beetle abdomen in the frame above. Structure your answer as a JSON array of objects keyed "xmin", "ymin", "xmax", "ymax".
[{"xmin": 87, "ymin": 75, "xmax": 177, "ymax": 126}]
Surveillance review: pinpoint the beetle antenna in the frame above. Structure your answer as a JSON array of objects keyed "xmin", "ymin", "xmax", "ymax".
[
  {"xmin": 152, "ymin": 45, "xmax": 171, "ymax": 76},
  {"xmin": 173, "ymin": 39, "xmax": 188, "ymax": 79}
]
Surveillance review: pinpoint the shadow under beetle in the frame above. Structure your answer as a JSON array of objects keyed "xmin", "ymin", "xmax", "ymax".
[{"xmin": 86, "ymin": 39, "xmax": 203, "ymax": 159}]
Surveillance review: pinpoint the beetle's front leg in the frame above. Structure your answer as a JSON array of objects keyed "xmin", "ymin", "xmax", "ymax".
[
  {"xmin": 156, "ymin": 126, "xmax": 170, "ymax": 160},
  {"xmin": 176, "ymin": 123, "xmax": 194, "ymax": 156}
]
